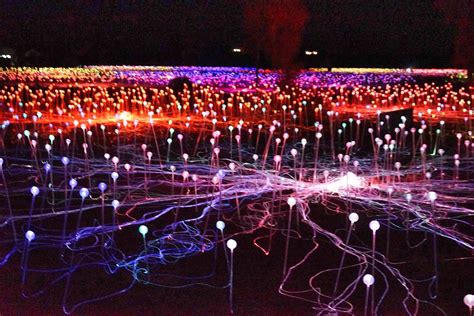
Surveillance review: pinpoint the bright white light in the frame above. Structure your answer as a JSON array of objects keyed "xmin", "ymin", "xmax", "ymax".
[
  {"xmin": 464, "ymin": 294, "xmax": 474, "ymax": 308},
  {"xmin": 226, "ymin": 239, "xmax": 237, "ymax": 251},
  {"xmin": 327, "ymin": 172, "xmax": 362, "ymax": 192},
  {"xmin": 369, "ymin": 220, "xmax": 380, "ymax": 232},
  {"xmin": 232, "ymin": 48, "xmax": 242, "ymax": 53},
  {"xmin": 69, "ymin": 179, "xmax": 77, "ymax": 189},
  {"xmin": 119, "ymin": 111, "xmax": 132, "ymax": 121},
  {"xmin": 349, "ymin": 212, "xmax": 359, "ymax": 224},
  {"xmin": 139, "ymin": 225, "xmax": 148, "ymax": 236},
  {"xmin": 216, "ymin": 221, "xmax": 225, "ymax": 231},
  {"xmin": 25, "ymin": 230, "xmax": 36, "ymax": 242},
  {"xmin": 287, "ymin": 197, "xmax": 297, "ymax": 207},
  {"xmin": 79, "ymin": 188, "xmax": 89, "ymax": 199},
  {"xmin": 363, "ymin": 274, "xmax": 375, "ymax": 286},
  {"xmin": 427, "ymin": 191, "xmax": 437, "ymax": 202},
  {"xmin": 112, "ymin": 200, "xmax": 120, "ymax": 209}
]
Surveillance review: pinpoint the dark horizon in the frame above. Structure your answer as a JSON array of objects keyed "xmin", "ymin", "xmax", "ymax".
[{"xmin": 0, "ymin": 0, "xmax": 470, "ymax": 69}]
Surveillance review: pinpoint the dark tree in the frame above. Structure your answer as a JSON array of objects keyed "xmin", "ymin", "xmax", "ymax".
[
  {"xmin": 435, "ymin": 0, "xmax": 474, "ymax": 79},
  {"xmin": 243, "ymin": 0, "xmax": 309, "ymax": 70}
]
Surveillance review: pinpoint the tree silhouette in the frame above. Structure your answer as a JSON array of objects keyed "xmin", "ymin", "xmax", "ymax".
[
  {"xmin": 244, "ymin": 0, "xmax": 309, "ymax": 70},
  {"xmin": 434, "ymin": 0, "xmax": 474, "ymax": 79}
]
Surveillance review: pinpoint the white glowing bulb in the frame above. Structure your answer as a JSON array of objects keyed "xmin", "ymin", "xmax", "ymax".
[
  {"xmin": 30, "ymin": 186, "xmax": 39, "ymax": 196},
  {"xmin": 287, "ymin": 197, "xmax": 297, "ymax": 207},
  {"xmin": 25, "ymin": 230, "xmax": 36, "ymax": 242},
  {"xmin": 79, "ymin": 188, "xmax": 89, "ymax": 199},
  {"xmin": 464, "ymin": 294, "xmax": 474, "ymax": 308},
  {"xmin": 139, "ymin": 225, "xmax": 148, "ymax": 236},
  {"xmin": 111, "ymin": 172, "xmax": 119, "ymax": 181},
  {"xmin": 69, "ymin": 179, "xmax": 77, "ymax": 189},
  {"xmin": 428, "ymin": 191, "xmax": 437, "ymax": 202},
  {"xmin": 369, "ymin": 220, "xmax": 380, "ymax": 232},
  {"xmin": 216, "ymin": 221, "xmax": 225, "ymax": 231},
  {"xmin": 112, "ymin": 200, "xmax": 120, "ymax": 209},
  {"xmin": 349, "ymin": 212, "xmax": 359, "ymax": 224},
  {"xmin": 363, "ymin": 274, "xmax": 375, "ymax": 287},
  {"xmin": 226, "ymin": 239, "xmax": 237, "ymax": 251}
]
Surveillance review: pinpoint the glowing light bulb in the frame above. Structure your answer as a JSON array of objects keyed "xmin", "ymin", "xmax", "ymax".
[
  {"xmin": 61, "ymin": 157, "xmax": 69, "ymax": 165},
  {"xmin": 111, "ymin": 172, "xmax": 119, "ymax": 181},
  {"xmin": 369, "ymin": 220, "xmax": 380, "ymax": 232},
  {"xmin": 363, "ymin": 274, "xmax": 374, "ymax": 287},
  {"xmin": 25, "ymin": 230, "xmax": 36, "ymax": 242},
  {"xmin": 79, "ymin": 188, "xmax": 89, "ymax": 199},
  {"xmin": 69, "ymin": 179, "xmax": 77, "ymax": 189},
  {"xmin": 139, "ymin": 225, "xmax": 148, "ymax": 236},
  {"xmin": 111, "ymin": 200, "xmax": 120, "ymax": 209},
  {"xmin": 30, "ymin": 186, "xmax": 39, "ymax": 196},
  {"xmin": 464, "ymin": 294, "xmax": 474, "ymax": 308},
  {"xmin": 226, "ymin": 239, "xmax": 237, "ymax": 251},
  {"xmin": 98, "ymin": 182, "xmax": 107, "ymax": 192},
  {"xmin": 349, "ymin": 212, "xmax": 359, "ymax": 224},
  {"xmin": 287, "ymin": 197, "xmax": 297, "ymax": 207},
  {"xmin": 216, "ymin": 221, "xmax": 225, "ymax": 231}
]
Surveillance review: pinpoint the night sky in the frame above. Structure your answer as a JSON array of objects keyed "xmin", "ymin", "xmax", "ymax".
[{"xmin": 0, "ymin": 1, "xmax": 467, "ymax": 68}]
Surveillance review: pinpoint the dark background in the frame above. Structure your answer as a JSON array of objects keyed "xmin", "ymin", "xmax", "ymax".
[{"xmin": 0, "ymin": 0, "xmax": 472, "ymax": 69}]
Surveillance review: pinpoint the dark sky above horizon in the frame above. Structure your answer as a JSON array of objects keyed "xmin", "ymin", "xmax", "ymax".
[{"xmin": 0, "ymin": 0, "xmax": 459, "ymax": 68}]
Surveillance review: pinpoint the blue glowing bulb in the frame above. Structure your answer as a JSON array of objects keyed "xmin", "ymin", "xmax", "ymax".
[
  {"xmin": 30, "ymin": 186, "xmax": 39, "ymax": 196},
  {"xmin": 139, "ymin": 225, "xmax": 148, "ymax": 236},
  {"xmin": 61, "ymin": 157, "xmax": 69, "ymax": 165},
  {"xmin": 98, "ymin": 182, "xmax": 107, "ymax": 192},
  {"xmin": 69, "ymin": 179, "xmax": 77, "ymax": 189},
  {"xmin": 79, "ymin": 188, "xmax": 89, "ymax": 199},
  {"xmin": 25, "ymin": 230, "xmax": 36, "ymax": 242}
]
